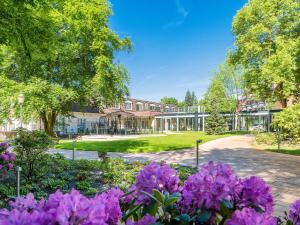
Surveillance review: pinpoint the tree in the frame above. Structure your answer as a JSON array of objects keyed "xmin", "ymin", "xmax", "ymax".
[
  {"xmin": 232, "ymin": 0, "xmax": 300, "ymax": 107},
  {"xmin": 160, "ymin": 97, "xmax": 178, "ymax": 105},
  {"xmin": 0, "ymin": 0, "xmax": 131, "ymax": 136},
  {"xmin": 215, "ymin": 57, "xmax": 245, "ymax": 112},
  {"xmin": 272, "ymin": 103, "xmax": 300, "ymax": 143},
  {"xmin": 205, "ymin": 99, "xmax": 227, "ymax": 135},
  {"xmin": 203, "ymin": 78, "xmax": 236, "ymax": 113},
  {"xmin": 203, "ymin": 78, "xmax": 232, "ymax": 134},
  {"xmin": 184, "ymin": 90, "xmax": 197, "ymax": 106}
]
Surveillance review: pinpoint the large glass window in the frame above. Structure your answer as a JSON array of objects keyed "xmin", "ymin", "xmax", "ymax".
[
  {"xmin": 136, "ymin": 102, "xmax": 143, "ymax": 111},
  {"xmin": 125, "ymin": 101, "xmax": 132, "ymax": 110},
  {"xmin": 149, "ymin": 104, "xmax": 156, "ymax": 111},
  {"xmin": 112, "ymin": 103, "xmax": 120, "ymax": 109}
]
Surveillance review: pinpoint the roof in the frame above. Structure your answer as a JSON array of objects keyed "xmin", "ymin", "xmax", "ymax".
[{"xmin": 72, "ymin": 104, "xmax": 100, "ymax": 113}]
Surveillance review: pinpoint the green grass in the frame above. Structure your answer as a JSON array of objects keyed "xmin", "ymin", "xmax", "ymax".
[
  {"xmin": 54, "ymin": 131, "xmax": 246, "ymax": 153},
  {"xmin": 265, "ymin": 146, "xmax": 300, "ymax": 156}
]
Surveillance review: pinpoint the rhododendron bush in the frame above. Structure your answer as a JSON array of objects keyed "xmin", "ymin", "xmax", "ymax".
[
  {"xmin": 0, "ymin": 161, "xmax": 299, "ymax": 225},
  {"xmin": 0, "ymin": 142, "xmax": 15, "ymax": 173}
]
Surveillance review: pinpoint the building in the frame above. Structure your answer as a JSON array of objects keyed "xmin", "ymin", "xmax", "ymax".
[
  {"xmin": 154, "ymin": 99, "xmax": 283, "ymax": 132},
  {"xmin": 55, "ymin": 98, "xmax": 177, "ymax": 135},
  {"xmin": 0, "ymin": 97, "xmax": 283, "ymax": 137}
]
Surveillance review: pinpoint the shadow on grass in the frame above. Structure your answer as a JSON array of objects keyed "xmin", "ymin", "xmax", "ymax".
[{"xmin": 266, "ymin": 149, "xmax": 300, "ymax": 156}]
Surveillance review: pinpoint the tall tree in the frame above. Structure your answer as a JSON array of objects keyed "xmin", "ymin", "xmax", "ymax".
[
  {"xmin": 215, "ymin": 57, "xmax": 245, "ymax": 112},
  {"xmin": 0, "ymin": 0, "xmax": 131, "ymax": 135},
  {"xmin": 205, "ymin": 99, "xmax": 227, "ymax": 135},
  {"xmin": 160, "ymin": 97, "xmax": 178, "ymax": 105},
  {"xmin": 232, "ymin": 0, "xmax": 300, "ymax": 107},
  {"xmin": 184, "ymin": 90, "xmax": 197, "ymax": 106},
  {"xmin": 203, "ymin": 78, "xmax": 236, "ymax": 113}
]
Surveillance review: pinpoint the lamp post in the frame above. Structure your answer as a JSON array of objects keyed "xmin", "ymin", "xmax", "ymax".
[
  {"xmin": 196, "ymin": 139, "xmax": 202, "ymax": 168},
  {"xmin": 16, "ymin": 166, "xmax": 22, "ymax": 197},
  {"xmin": 18, "ymin": 94, "xmax": 25, "ymax": 128}
]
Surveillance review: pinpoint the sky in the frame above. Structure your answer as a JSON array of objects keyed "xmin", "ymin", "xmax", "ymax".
[{"xmin": 109, "ymin": 0, "xmax": 247, "ymax": 102}]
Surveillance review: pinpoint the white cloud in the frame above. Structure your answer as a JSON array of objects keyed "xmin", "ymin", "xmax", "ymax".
[{"xmin": 163, "ymin": 0, "xmax": 189, "ymax": 29}]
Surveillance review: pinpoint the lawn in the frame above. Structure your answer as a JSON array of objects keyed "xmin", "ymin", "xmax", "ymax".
[
  {"xmin": 265, "ymin": 146, "xmax": 300, "ymax": 156},
  {"xmin": 54, "ymin": 131, "xmax": 246, "ymax": 153}
]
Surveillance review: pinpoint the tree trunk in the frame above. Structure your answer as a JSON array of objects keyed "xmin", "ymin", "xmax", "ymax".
[
  {"xmin": 41, "ymin": 111, "xmax": 57, "ymax": 137},
  {"xmin": 280, "ymin": 99, "xmax": 288, "ymax": 108}
]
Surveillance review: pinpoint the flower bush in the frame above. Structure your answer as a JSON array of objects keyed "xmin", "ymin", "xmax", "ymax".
[
  {"xmin": 0, "ymin": 161, "xmax": 299, "ymax": 225},
  {"xmin": 0, "ymin": 142, "xmax": 15, "ymax": 172}
]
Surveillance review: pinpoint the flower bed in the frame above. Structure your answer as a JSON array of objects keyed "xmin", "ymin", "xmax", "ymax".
[
  {"xmin": 0, "ymin": 161, "xmax": 299, "ymax": 224},
  {"xmin": 0, "ymin": 142, "xmax": 15, "ymax": 176}
]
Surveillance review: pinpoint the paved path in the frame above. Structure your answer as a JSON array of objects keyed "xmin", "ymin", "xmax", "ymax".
[{"xmin": 49, "ymin": 135, "xmax": 300, "ymax": 215}]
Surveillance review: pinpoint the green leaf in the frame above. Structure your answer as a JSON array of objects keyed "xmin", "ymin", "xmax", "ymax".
[
  {"xmin": 122, "ymin": 204, "xmax": 142, "ymax": 221},
  {"xmin": 196, "ymin": 211, "xmax": 211, "ymax": 224},
  {"xmin": 153, "ymin": 189, "xmax": 164, "ymax": 203},
  {"xmin": 142, "ymin": 199, "xmax": 159, "ymax": 216},
  {"xmin": 175, "ymin": 214, "xmax": 191, "ymax": 225},
  {"xmin": 164, "ymin": 197, "xmax": 179, "ymax": 207}
]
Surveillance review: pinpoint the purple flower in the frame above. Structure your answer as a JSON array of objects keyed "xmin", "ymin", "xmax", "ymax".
[
  {"xmin": 9, "ymin": 193, "xmax": 37, "ymax": 211},
  {"xmin": 237, "ymin": 176, "xmax": 273, "ymax": 214},
  {"xmin": 126, "ymin": 214, "xmax": 156, "ymax": 225},
  {"xmin": 1, "ymin": 153, "xmax": 9, "ymax": 161},
  {"xmin": 128, "ymin": 162, "xmax": 180, "ymax": 204},
  {"xmin": 0, "ymin": 188, "xmax": 123, "ymax": 225},
  {"xmin": 289, "ymin": 199, "xmax": 300, "ymax": 225},
  {"xmin": 7, "ymin": 163, "xmax": 13, "ymax": 170},
  {"xmin": 179, "ymin": 161, "xmax": 239, "ymax": 213},
  {"xmin": 226, "ymin": 208, "xmax": 276, "ymax": 225},
  {"xmin": 0, "ymin": 142, "xmax": 9, "ymax": 151},
  {"xmin": 9, "ymin": 153, "xmax": 15, "ymax": 161}
]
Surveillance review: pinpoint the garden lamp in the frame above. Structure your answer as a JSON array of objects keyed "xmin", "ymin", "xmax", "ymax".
[{"xmin": 18, "ymin": 94, "xmax": 25, "ymax": 128}]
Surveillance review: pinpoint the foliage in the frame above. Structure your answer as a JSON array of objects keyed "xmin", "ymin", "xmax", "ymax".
[
  {"xmin": 13, "ymin": 129, "xmax": 53, "ymax": 182},
  {"xmin": 203, "ymin": 77, "xmax": 236, "ymax": 113},
  {"xmin": 0, "ymin": 153, "xmax": 147, "ymax": 207},
  {"xmin": 184, "ymin": 90, "xmax": 197, "ymax": 106},
  {"xmin": 0, "ymin": 142, "xmax": 15, "ymax": 175},
  {"xmin": 255, "ymin": 132, "xmax": 278, "ymax": 146},
  {"xmin": 232, "ymin": 0, "xmax": 300, "ymax": 106},
  {"xmin": 214, "ymin": 58, "xmax": 245, "ymax": 112},
  {"xmin": 1, "ymin": 161, "xmax": 300, "ymax": 224},
  {"xmin": 160, "ymin": 97, "xmax": 178, "ymax": 106},
  {"xmin": 0, "ymin": 0, "xmax": 131, "ymax": 135},
  {"xmin": 205, "ymin": 101, "xmax": 227, "ymax": 135},
  {"xmin": 272, "ymin": 104, "xmax": 300, "ymax": 142}
]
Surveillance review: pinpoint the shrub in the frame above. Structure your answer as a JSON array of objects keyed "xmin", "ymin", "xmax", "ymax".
[
  {"xmin": 2, "ymin": 161, "xmax": 300, "ymax": 225},
  {"xmin": 272, "ymin": 103, "xmax": 300, "ymax": 143},
  {"xmin": 255, "ymin": 132, "xmax": 278, "ymax": 145},
  {"xmin": 0, "ymin": 142, "xmax": 15, "ymax": 176},
  {"xmin": 13, "ymin": 129, "xmax": 53, "ymax": 182}
]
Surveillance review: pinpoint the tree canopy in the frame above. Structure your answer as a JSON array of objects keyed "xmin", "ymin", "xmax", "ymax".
[
  {"xmin": 184, "ymin": 90, "xmax": 197, "ymax": 106},
  {"xmin": 160, "ymin": 97, "xmax": 178, "ymax": 106},
  {"xmin": 0, "ymin": 0, "xmax": 131, "ymax": 135},
  {"xmin": 232, "ymin": 0, "xmax": 300, "ymax": 107},
  {"xmin": 203, "ymin": 77, "xmax": 236, "ymax": 113}
]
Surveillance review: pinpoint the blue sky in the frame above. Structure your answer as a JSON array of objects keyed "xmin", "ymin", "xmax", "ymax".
[{"xmin": 109, "ymin": 0, "xmax": 247, "ymax": 102}]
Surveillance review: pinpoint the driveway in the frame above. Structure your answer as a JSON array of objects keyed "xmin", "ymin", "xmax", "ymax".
[{"xmin": 49, "ymin": 135, "xmax": 300, "ymax": 215}]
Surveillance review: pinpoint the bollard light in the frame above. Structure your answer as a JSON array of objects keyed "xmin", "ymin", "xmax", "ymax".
[
  {"xmin": 16, "ymin": 166, "xmax": 22, "ymax": 197},
  {"xmin": 196, "ymin": 139, "xmax": 202, "ymax": 169},
  {"xmin": 72, "ymin": 139, "xmax": 77, "ymax": 160}
]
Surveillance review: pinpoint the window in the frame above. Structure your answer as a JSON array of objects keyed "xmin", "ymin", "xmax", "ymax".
[
  {"xmin": 136, "ymin": 102, "xmax": 143, "ymax": 111},
  {"xmin": 156, "ymin": 105, "xmax": 161, "ymax": 111},
  {"xmin": 165, "ymin": 106, "xmax": 170, "ymax": 112},
  {"xmin": 144, "ymin": 103, "xmax": 149, "ymax": 110},
  {"xmin": 125, "ymin": 101, "xmax": 132, "ymax": 110},
  {"xmin": 112, "ymin": 103, "xmax": 120, "ymax": 109},
  {"xmin": 149, "ymin": 104, "xmax": 156, "ymax": 111}
]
